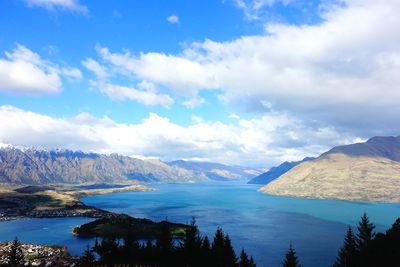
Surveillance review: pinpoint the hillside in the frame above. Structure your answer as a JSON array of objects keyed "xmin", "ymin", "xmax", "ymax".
[
  {"xmin": 0, "ymin": 147, "xmax": 254, "ymax": 185},
  {"xmin": 260, "ymin": 136, "xmax": 400, "ymax": 202},
  {"xmin": 248, "ymin": 157, "xmax": 313, "ymax": 184}
]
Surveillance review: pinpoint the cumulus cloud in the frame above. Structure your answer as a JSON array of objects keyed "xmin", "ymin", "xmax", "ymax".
[
  {"xmin": 0, "ymin": 44, "xmax": 82, "ymax": 94},
  {"xmin": 0, "ymin": 45, "xmax": 74, "ymax": 94},
  {"xmin": 89, "ymin": 0, "xmax": 400, "ymax": 135},
  {"xmin": 0, "ymin": 105, "xmax": 361, "ymax": 167},
  {"xmin": 25, "ymin": 0, "xmax": 88, "ymax": 13},
  {"xmin": 62, "ymin": 67, "xmax": 83, "ymax": 80},
  {"xmin": 82, "ymin": 52, "xmax": 175, "ymax": 107},
  {"xmin": 81, "ymin": 58, "xmax": 108, "ymax": 79},
  {"xmin": 167, "ymin": 14, "xmax": 179, "ymax": 24},
  {"xmin": 101, "ymin": 83, "xmax": 174, "ymax": 107}
]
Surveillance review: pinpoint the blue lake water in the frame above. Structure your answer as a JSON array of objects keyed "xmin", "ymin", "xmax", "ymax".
[{"xmin": 1, "ymin": 183, "xmax": 400, "ymax": 266}]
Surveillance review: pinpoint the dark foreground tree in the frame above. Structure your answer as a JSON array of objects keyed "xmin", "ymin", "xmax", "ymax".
[
  {"xmin": 333, "ymin": 226, "xmax": 357, "ymax": 267},
  {"xmin": 211, "ymin": 227, "xmax": 238, "ymax": 266},
  {"xmin": 356, "ymin": 212, "xmax": 375, "ymax": 252},
  {"xmin": 81, "ymin": 223, "xmax": 253, "ymax": 267},
  {"xmin": 239, "ymin": 249, "xmax": 256, "ymax": 267},
  {"xmin": 6, "ymin": 237, "xmax": 25, "ymax": 266},
  {"xmin": 282, "ymin": 244, "xmax": 301, "ymax": 267},
  {"xmin": 180, "ymin": 217, "xmax": 202, "ymax": 265},
  {"xmin": 78, "ymin": 245, "xmax": 95, "ymax": 267}
]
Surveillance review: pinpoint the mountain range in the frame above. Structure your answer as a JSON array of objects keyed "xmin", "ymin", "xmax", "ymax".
[
  {"xmin": 260, "ymin": 136, "xmax": 400, "ymax": 202},
  {"xmin": 247, "ymin": 157, "xmax": 314, "ymax": 184},
  {"xmin": 0, "ymin": 146, "xmax": 256, "ymax": 185}
]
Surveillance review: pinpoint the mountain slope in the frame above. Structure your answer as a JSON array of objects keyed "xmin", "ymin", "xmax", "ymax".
[
  {"xmin": 0, "ymin": 148, "xmax": 206, "ymax": 185},
  {"xmin": 260, "ymin": 136, "xmax": 400, "ymax": 202},
  {"xmin": 247, "ymin": 157, "xmax": 313, "ymax": 184}
]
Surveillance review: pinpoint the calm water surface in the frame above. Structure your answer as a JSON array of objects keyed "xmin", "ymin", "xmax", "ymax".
[{"xmin": 1, "ymin": 183, "xmax": 400, "ymax": 267}]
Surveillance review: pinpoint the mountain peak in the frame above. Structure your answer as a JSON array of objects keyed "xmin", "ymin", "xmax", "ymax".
[
  {"xmin": 260, "ymin": 135, "xmax": 400, "ymax": 202},
  {"xmin": 322, "ymin": 135, "xmax": 400, "ymax": 162}
]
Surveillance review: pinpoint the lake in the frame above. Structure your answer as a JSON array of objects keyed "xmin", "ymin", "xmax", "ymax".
[{"xmin": 1, "ymin": 183, "xmax": 400, "ymax": 266}]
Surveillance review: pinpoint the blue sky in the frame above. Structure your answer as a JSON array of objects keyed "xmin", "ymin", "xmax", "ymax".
[{"xmin": 0, "ymin": 0, "xmax": 399, "ymax": 167}]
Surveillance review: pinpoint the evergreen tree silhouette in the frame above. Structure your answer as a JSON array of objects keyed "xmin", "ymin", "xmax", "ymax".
[
  {"xmin": 333, "ymin": 226, "xmax": 357, "ymax": 267},
  {"xmin": 201, "ymin": 236, "xmax": 212, "ymax": 266},
  {"xmin": 211, "ymin": 227, "xmax": 238, "ymax": 266},
  {"xmin": 282, "ymin": 244, "xmax": 301, "ymax": 267},
  {"xmin": 239, "ymin": 249, "xmax": 256, "ymax": 267},
  {"xmin": 156, "ymin": 220, "xmax": 174, "ymax": 265},
  {"xmin": 6, "ymin": 237, "xmax": 25, "ymax": 266},
  {"xmin": 78, "ymin": 244, "xmax": 95, "ymax": 267},
  {"xmin": 121, "ymin": 235, "xmax": 141, "ymax": 263},
  {"xmin": 181, "ymin": 217, "xmax": 202, "ymax": 266},
  {"xmin": 93, "ymin": 237, "xmax": 119, "ymax": 264},
  {"xmin": 202, "ymin": 235, "xmax": 211, "ymax": 252},
  {"xmin": 356, "ymin": 212, "xmax": 375, "ymax": 252},
  {"xmin": 224, "ymin": 234, "xmax": 238, "ymax": 266}
]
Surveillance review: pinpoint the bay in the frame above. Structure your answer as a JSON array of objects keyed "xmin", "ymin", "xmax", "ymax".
[{"xmin": 1, "ymin": 182, "xmax": 399, "ymax": 266}]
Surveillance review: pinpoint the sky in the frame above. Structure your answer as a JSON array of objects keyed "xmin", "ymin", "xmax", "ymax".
[{"xmin": 0, "ymin": 0, "xmax": 399, "ymax": 167}]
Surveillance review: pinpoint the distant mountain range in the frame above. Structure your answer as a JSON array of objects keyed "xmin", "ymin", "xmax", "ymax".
[
  {"xmin": 247, "ymin": 157, "xmax": 314, "ymax": 184},
  {"xmin": 260, "ymin": 136, "xmax": 400, "ymax": 202},
  {"xmin": 169, "ymin": 160, "xmax": 259, "ymax": 181},
  {"xmin": 0, "ymin": 146, "xmax": 256, "ymax": 185}
]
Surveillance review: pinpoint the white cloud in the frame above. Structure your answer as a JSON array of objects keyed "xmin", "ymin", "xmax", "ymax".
[
  {"xmin": 100, "ymin": 83, "xmax": 174, "ymax": 107},
  {"xmin": 183, "ymin": 97, "xmax": 205, "ymax": 108},
  {"xmin": 62, "ymin": 67, "xmax": 83, "ymax": 80},
  {"xmin": 167, "ymin": 14, "xmax": 179, "ymax": 24},
  {"xmin": 82, "ymin": 56, "xmax": 174, "ymax": 107},
  {"xmin": 0, "ymin": 45, "xmax": 62, "ymax": 94},
  {"xmin": 0, "ymin": 105, "xmax": 361, "ymax": 167},
  {"xmin": 91, "ymin": 0, "xmax": 400, "ymax": 135},
  {"xmin": 233, "ymin": 0, "xmax": 293, "ymax": 20},
  {"xmin": 82, "ymin": 58, "xmax": 108, "ymax": 79},
  {"xmin": 0, "ymin": 44, "xmax": 82, "ymax": 95},
  {"xmin": 25, "ymin": 0, "xmax": 88, "ymax": 13}
]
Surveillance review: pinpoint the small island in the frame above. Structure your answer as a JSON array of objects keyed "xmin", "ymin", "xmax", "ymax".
[{"xmin": 73, "ymin": 214, "xmax": 188, "ymax": 239}]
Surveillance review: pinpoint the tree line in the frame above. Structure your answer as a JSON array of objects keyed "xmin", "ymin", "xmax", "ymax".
[
  {"xmin": 332, "ymin": 212, "xmax": 400, "ymax": 267},
  {"xmin": 79, "ymin": 218, "xmax": 256, "ymax": 267},
  {"xmin": 3, "ymin": 213, "xmax": 400, "ymax": 266}
]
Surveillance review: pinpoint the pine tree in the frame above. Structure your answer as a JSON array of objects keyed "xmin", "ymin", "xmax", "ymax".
[
  {"xmin": 181, "ymin": 217, "xmax": 202, "ymax": 265},
  {"xmin": 356, "ymin": 213, "xmax": 375, "ymax": 252},
  {"xmin": 239, "ymin": 249, "xmax": 256, "ymax": 267},
  {"xmin": 333, "ymin": 226, "xmax": 357, "ymax": 267},
  {"xmin": 223, "ymin": 234, "xmax": 238, "ymax": 266},
  {"xmin": 282, "ymin": 244, "xmax": 301, "ymax": 267},
  {"xmin": 211, "ymin": 227, "xmax": 238, "ymax": 266},
  {"xmin": 79, "ymin": 245, "xmax": 95, "ymax": 267},
  {"xmin": 93, "ymin": 237, "xmax": 119, "ymax": 264},
  {"xmin": 201, "ymin": 236, "xmax": 211, "ymax": 252},
  {"xmin": 156, "ymin": 220, "xmax": 174, "ymax": 265},
  {"xmin": 6, "ymin": 237, "xmax": 25, "ymax": 266}
]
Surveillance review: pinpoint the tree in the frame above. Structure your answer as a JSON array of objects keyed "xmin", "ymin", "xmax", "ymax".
[
  {"xmin": 282, "ymin": 244, "xmax": 301, "ymax": 267},
  {"xmin": 156, "ymin": 220, "xmax": 174, "ymax": 265},
  {"xmin": 181, "ymin": 217, "xmax": 202, "ymax": 265},
  {"xmin": 93, "ymin": 237, "xmax": 120, "ymax": 264},
  {"xmin": 79, "ymin": 245, "xmax": 95, "ymax": 267},
  {"xmin": 239, "ymin": 249, "xmax": 256, "ymax": 267},
  {"xmin": 211, "ymin": 227, "xmax": 238, "ymax": 267},
  {"xmin": 333, "ymin": 226, "xmax": 357, "ymax": 267},
  {"xmin": 223, "ymin": 234, "xmax": 238, "ymax": 266},
  {"xmin": 356, "ymin": 213, "xmax": 375, "ymax": 252},
  {"xmin": 6, "ymin": 237, "xmax": 25, "ymax": 266}
]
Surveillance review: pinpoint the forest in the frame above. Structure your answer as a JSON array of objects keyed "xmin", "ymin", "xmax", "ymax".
[{"xmin": 2, "ymin": 213, "xmax": 400, "ymax": 267}]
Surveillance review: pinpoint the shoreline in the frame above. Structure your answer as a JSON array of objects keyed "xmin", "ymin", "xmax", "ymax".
[{"xmin": 0, "ymin": 183, "xmax": 153, "ymax": 222}]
